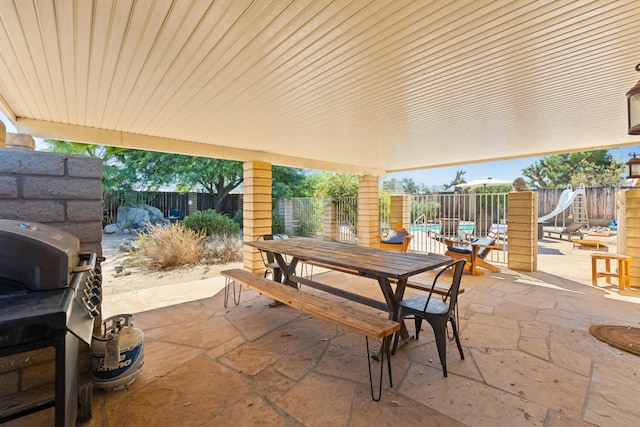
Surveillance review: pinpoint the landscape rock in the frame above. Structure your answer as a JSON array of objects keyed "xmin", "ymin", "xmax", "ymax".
[
  {"xmin": 116, "ymin": 203, "xmax": 165, "ymax": 228},
  {"xmin": 104, "ymin": 224, "xmax": 120, "ymax": 234},
  {"xmin": 119, "ymin": 240, "xmax": 139, "ymax": 252}
]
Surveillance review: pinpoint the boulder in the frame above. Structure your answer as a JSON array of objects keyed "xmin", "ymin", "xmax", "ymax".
[
  {"xmin": 116, "ymin": 203, "xmax": 165, "ymax": 228},
  {"xmin": 104, "ymin": 224, "xmax": 120, "ymax": 234}
]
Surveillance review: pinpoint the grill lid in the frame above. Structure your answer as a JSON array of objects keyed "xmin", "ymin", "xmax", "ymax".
[{"xmin": 0, "ymin": 219, "xmax": 80, "ymax": 290}]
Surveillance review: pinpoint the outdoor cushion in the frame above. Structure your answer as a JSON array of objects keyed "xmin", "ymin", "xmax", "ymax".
[{"xmin": 382, "ymin": 230, "xmax": 408, "ymax": 244}]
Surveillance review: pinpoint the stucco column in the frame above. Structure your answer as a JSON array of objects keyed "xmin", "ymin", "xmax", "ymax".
[
  {"xmin": 623, "ymin": 189, "xmax": 640, "ymax": 287},
  {"xmin": 243, "ymin": 161, "xmax": 272, "ymax": 274},
  {"xmin": 507, "ymin": 191, "xmax": 538, "ymax": 272},
  {"xmin": 323, "ymin": 196, "xmax": 337, "ymax": 241},
  {"xmin": 390, "ymin": 194, "xmax": 411, "ymax": 228},
  {"xmin": 358, "ymin": 175, "xmax": 379, "ymax": 248},
  {"xmin": 282, "ymin": 199, "xmax": 294, "ymax": 235}
]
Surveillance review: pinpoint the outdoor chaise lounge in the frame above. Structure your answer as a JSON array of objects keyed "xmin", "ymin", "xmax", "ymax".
[
  {"xmin": 543, "ymin": 222, "xmax": 586, "ymax": 240},
  {"xmin": 444, "ymin": 237, "xmax": 502, "ymax": 275}
]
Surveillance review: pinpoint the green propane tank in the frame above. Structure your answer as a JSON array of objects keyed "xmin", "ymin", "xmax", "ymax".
[{"xmin": 91, "ymin": 314, "xmax": 144, "ymax": 391}]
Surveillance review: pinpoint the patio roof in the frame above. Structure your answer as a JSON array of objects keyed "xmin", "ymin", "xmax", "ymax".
[{"xmin": 1, "ymin": 1, "xmax": 640, "ymax": 175}]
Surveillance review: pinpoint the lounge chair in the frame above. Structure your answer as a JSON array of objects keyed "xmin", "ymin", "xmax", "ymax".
[
  {"xmin": 377, "ymin": 222, "xmax": 412, "ymax": 251},
  {"xmin": 444, "ymin": 237, "xmax": 502, "ymax": 275},
  {"xmin": 543, "ymin": 223, "xmax": 585, "ymax": 240}
]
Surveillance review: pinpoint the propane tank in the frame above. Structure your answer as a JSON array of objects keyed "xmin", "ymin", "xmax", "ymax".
[{"xmin": 91, "ymin": 314, "xmax": 144, "ymax": 391}]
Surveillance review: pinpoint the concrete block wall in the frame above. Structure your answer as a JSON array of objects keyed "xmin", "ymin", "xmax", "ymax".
[
  {"xmin": 0, "ymin": 148, "xmax": 104, "ymax": 255},
  {"xmin": 0, "ymin": 145, "xmax": 104, "ymax": 409}
]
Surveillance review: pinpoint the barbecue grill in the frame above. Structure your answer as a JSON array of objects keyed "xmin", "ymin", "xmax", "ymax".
[{"xmin": 0, "ymin": 219, "xmax": 102, "ymax": 426}]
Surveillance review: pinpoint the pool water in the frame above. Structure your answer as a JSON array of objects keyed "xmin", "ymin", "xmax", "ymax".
[{"xmin": 410, "ymin": 223, "xmax": 475, "ymax": 232}]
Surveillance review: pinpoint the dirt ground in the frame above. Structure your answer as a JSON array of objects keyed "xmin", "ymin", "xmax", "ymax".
[{"xmin": 100, "ymin": 232, "xmax": 242, "ymax": 297}]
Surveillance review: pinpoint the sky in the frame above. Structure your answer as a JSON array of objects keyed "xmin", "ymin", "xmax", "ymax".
[
  {"xmin": 385, "ymin": 147, "xmax": 640, "ymax": 189},
  {"xmin": 2, "ymin": 110, "xmax": 638, "ymax": 186}
]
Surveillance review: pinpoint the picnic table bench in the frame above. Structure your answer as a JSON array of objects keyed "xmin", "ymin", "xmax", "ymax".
[{"xmin": 221, "ymin": 268, "xmax": 399, "ymax": 401}]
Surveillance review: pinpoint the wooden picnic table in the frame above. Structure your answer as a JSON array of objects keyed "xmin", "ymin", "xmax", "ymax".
[{"xmin": 246, "ymin": 237, "xmax": 452, "ymax": 344}]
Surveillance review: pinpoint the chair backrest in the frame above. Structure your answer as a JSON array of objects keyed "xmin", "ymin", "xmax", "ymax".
[
  {"xmin": 465, "ymin": 238, "xmax": 495, "ymax": 259},
  {"xmin": 256, "ymin": 234, "xmax": 278, "ymax": 264},
  {"xmin": 422, "ymin": 259, "xmax": 466, "ymax": 314},
  {"xmin": 563, "ymin": 223, "xmax": 585, "ymax": 233}
]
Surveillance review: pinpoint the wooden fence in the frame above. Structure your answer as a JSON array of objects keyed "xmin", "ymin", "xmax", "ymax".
[
  {"xmin": 536, "ymin": 187, "xmax": 621, "ymax": 224},
  {"xmin": 104, "ymin": 187, "xmax": 622, "ymax": 227},
  {"xmin": 103, "ymin": 191, "xmax": 241, "ymax": 225}
]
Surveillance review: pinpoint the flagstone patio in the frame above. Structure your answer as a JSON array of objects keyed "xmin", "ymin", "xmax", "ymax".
[{"xmin": 9, "ymin": 238, "xmax": 640, "ymax": 427}]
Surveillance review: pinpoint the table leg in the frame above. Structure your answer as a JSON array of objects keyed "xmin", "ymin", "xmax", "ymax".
[
  {"xmin": 591, "ymin": 257, "xmax": 597, "ymax": 286},
  {"xmin": 605, "ymin": 259, "xmax": 611, "ymax": 284},
  {"xmin": 268, "ymin": 255, "xmax": 299, "ymax": 307},
  {"xmin": 625, "ymin": 259, "xmax": 631, "ymax": 289}
]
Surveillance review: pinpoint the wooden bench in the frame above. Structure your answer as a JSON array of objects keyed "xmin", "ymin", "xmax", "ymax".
[
  {"xmin": 590, "ymin": 253, "xmax": 633, "ymax": 290},
  {"xmin": 221, "ymin": 269, "xmax": 400, "ymax": 401}
]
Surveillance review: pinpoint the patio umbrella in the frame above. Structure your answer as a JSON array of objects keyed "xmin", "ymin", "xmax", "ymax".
[{"xmin": 456, "ymin": 177, "xmax": 512, "ymax": 189}]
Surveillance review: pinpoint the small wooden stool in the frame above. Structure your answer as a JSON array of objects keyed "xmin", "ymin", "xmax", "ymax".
[{"xmin": 590, "ymin": 253, "xmax": 633, "ymax": 290}]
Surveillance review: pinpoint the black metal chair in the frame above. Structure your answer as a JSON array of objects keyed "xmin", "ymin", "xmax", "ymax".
[
  {"xmin": 256, "ymin": 234, "xmax": 287, "ymax": 282},
  {"xmin": 392, "ymin": 259, "xmax": 466, "ymax": 377}
]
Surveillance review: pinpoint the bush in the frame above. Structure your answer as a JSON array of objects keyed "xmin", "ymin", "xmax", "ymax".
[
  {"xmin": 202, "ymin": 234, "xmax": 243, "ymax": 263},
  {"xmin": 132, "ymin": 223, "xmax": 204, "ymax": 269},
  {"xmin": 272, "ymin": 212, "xmax": 284, "ymax": 234},
  {"xmin": 182, "ymin": 209, "xmax": 239, "ymax": 236},
  {"xmin": 232, "ymin": 210, "xmax": 243, "ymax": 228}
]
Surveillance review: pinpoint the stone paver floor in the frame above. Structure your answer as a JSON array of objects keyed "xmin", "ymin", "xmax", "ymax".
[{"xmin": 12, "ymin": 238, "xmax": 640, "ymax": 426}]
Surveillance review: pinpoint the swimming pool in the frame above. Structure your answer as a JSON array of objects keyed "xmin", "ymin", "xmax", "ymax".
[{"xmin": 410, "ymin": 223, "xmax": 475, "ymax": 232}]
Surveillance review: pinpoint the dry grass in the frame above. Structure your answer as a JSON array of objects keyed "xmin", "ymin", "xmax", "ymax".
[
  {"xmin": 202, "ymin": 234, "xmax": 243, "ymax": 263},
  {"xmin": 132, "ymin": 223, "xmax": 205, "ymax": 270}
]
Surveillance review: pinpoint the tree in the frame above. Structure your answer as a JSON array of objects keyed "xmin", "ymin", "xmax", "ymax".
[
  {"xmin": 43, "ymin": 140, "xmax": 313, "ymax": 212},
  {"xmin": 309, "ymin": 172, "xmax": 359, "ymax": 201},
  {"xmin": 42, "ymin": 139, "xmax": 132, "ymax": 193},
  {"xmin": 522, "ymin": 150, "xmax": 624, "ymax": 188},
  {"xmin": 444, "ymin": 170, "xmax": 466, "ymax": 190},
  {"xmin": 272, "ymin": 166, "xmax": 312, "ymax": 199},
  {"xmin": 122, "ymin": 151, "xmax": 243, "ymax": 213}
]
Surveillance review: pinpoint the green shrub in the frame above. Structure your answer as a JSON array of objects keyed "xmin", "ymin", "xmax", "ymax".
[
  {"xmin": 232, "ymin": 210, "xmax": 243, "ymax": 228},
  {"xmin": 132, "ymin": 223, "xmax": 204, "ymax": 270},
  {"xmin": 272, "ymin": 212, "xmax": 284, "ymax": 234},
  {"xmin": 182, "ymin": 209, "xmax": 239, "ymax": 236}
]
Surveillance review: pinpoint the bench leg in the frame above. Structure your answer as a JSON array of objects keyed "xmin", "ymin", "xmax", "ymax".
[
  {"xmin": 223, "ymin": 278, "xmax": 242, "ymax": 308},
  {"xmin": 366, "ymin": 336, "xmax": 393, "ymax": 401}
]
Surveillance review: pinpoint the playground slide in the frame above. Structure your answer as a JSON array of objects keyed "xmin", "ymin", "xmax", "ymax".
[{"xmin": 537, "ymin": 188, "xmax": 585, "ymax": 223}]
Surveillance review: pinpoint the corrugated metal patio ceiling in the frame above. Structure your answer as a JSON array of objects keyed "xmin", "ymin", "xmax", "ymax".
[{"xmin": 1, "ymin": 0, "xmax": 639, "ymax": 175}]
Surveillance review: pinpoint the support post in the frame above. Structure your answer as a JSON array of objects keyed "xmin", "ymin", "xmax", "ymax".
[
  {"xmin": 623, "ymin": 189, "xmax": 640, "ymax": 287},
  {"xmin": 358, "ymin": 175, "xmax": 380, "ymax": 248},
  {"xmin": 243, "ymin": 161, "xmax": 272, "ymax": 275},
  {"xmin": 323, "ymin": 197, "xmax": 338, "ymax": 241},
  {"xmin": 507, "ymin": 191, "xmax": 537, "ymax": 272},
  {"xmin": 389, "ymin": 195, "xmax": 411, "ymax": 228}
]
